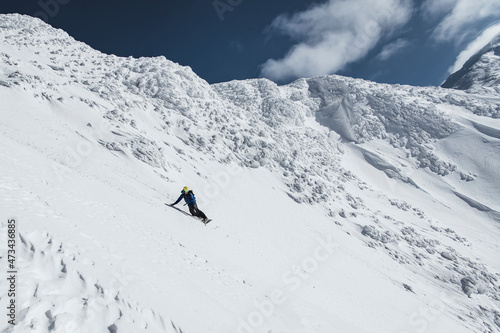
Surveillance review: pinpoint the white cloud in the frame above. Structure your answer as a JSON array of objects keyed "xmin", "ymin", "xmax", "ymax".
[
  {"xmin": 260, "ymin": 0, "xmax": 413, "ymax": 82},
  {"xmin": 376, "ymin": 39, "xmax": 410, "ymax": 61},
  {"xmin": 449, "ymin": 23, "xmax": 500, "ymax": 74},
  {"xmin": 422, "ymin": 0, "xmax": 500, "ymax": 41},
  {"xmin": 421, "ymin": 0, "xmax": 456, "ymax": 18}
]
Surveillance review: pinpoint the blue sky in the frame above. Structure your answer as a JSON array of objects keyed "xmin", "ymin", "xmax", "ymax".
[{"xmin": 1, "ymin": 0, "xmax": 500, "ymax": 87}]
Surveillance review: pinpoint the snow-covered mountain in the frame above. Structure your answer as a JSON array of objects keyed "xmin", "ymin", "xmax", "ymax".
[
  {"xmin": 1, "ymin": 14, "xmax": 500, "ymax": 333},
  {"xmin": 442, "ymin": 33, "xmax": 500, "ymax": 96}
]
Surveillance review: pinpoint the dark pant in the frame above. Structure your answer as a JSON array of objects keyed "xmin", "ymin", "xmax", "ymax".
[{"xmin": 189, "ymin": 205, "xmax": 207, "ymax": 219}]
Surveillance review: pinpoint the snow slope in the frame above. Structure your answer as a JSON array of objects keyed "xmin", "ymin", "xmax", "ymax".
[{"xmin": 1, "ymin": 14, "xmax": 500, "ymax": 333}]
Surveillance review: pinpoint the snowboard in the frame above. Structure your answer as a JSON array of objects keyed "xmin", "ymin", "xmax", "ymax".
[{"xmin": 165, "ymin": 204, "xmax": 211, "ymax": 225}]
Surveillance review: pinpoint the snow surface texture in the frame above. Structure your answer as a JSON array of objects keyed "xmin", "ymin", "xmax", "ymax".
[
  {"xmin": 442, "ymin": 33, "xmax": 500, "ymax": 96},
  {"xmin": 1, "ymin": 14, "xmax": 500, "ymax": 333}
]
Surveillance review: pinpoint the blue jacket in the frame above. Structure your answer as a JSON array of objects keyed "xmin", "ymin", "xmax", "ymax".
[{"xmin": 173, "ymin": 190, "xmax": 197, "ymax": 207}]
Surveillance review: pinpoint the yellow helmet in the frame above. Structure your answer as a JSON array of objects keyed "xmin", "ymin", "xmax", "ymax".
[{"xmin": 183, "ymin": 186, "xmax": 189, "ymax": 193}]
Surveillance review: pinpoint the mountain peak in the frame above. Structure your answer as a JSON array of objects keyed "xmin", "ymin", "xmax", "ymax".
[{"xmin": 442, "ymin": 33, "xmax": 500, "ymax": 94}]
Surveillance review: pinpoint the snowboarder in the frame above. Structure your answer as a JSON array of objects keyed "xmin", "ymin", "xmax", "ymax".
[{"xmin": 170, "ymin": 186, "xmax": 209, "ymax": 222}]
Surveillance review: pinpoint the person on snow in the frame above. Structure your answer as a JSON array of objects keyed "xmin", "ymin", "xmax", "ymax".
[{"xmin": 170, "ymin": 186, "xmax": 208, "ymax": 222}]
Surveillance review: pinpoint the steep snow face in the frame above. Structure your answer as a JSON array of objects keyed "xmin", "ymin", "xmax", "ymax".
[
  {"xmin": 1, "ymin": 14, "xmax": 500, "ymax": 333},
  {"xmin": 442, "ymin": 33, "xmax": 500, "ymax": 95}
]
